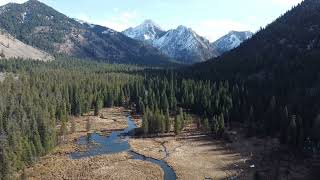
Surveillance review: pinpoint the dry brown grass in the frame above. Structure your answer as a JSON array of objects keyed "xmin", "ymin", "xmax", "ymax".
[
  {"xmin": 130, "ymin": 115, "xmax": 315, "ymax": 180},
  {"xmin": 130, "ymin": 134, "xmax": 248, "ymax": 180},
  {"xmin": 129, "ymin": 118, "xmax": 277, "ymax": 180},
  {"xmin": 24, "ymin": 153, "xmax": 163, "ymax": 180}
]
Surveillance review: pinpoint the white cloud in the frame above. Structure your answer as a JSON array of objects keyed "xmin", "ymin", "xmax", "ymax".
[
  {"xmin": 97, "ymin": 11, "xmax": 139, "ymax": 31},
  {"xmin": 74, "ymin": 10, "xmax": 139, "ymax": 32},
  {"xmin": 191, "ymin": 19, "xmax": 253, "ymax": 42},
  {"xmin": 74, "ymin": 13, "xmax": 91, "ymax": 22},
  {"xmin": 0, "ymin": 0, "xmax": 27, "ymax": 6},
  {"xmin": 271, "ymin": 0, "xmax": 303, "ymax": 7}
]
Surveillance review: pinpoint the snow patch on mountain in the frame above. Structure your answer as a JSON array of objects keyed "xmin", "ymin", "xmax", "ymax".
[
  {"xmin": 73, "ymin": 18, "xmax": 96, "ymax": 28},
  {"xmin": 123, "ymin": 20, "xmax": 253, "ymax": 64},
  {"xmin": 153, "ymin": 25, "xmax": 218, "ymax": 64},
  {"xmin": 123, "ymin": 19, "xmax": 165, "ymax": 44},
  {"xmin": 211, "ymin": 31, "xmax": 253, "ymax": 54}
]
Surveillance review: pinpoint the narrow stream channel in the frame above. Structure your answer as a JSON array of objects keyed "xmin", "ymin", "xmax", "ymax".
[{"xmin": 70, "ymin": 116, "xmax": 176, "ymax": 180}]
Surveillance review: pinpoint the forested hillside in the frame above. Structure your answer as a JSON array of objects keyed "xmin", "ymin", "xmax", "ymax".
[
  {"xmin": 0, "ymin": 0, "xmax": 172, "ymax": 65},
  {"xmin": 182, "ymin": 0, "xmax": 320, "ymax": 159},
  {"xmin": 0, "ymin": 58, "xmax": 144, "ymax": 179},
  {"xmin": 193, "ymin": 0, "xmax": 319, "ymax": 80},
  {"xmin": 1, "ymin": 55, "xmax": 319, "ymax": 178}
]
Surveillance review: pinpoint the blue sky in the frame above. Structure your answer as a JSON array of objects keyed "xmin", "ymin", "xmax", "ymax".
[{"xmin": 0, "ymin": 0, "xmax": 303, "ymax": 41}]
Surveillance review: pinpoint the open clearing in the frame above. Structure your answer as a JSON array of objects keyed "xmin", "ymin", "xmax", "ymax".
[
  {"xmin": 130, "ymin": 119, "xmax": 314, "ymax": 180},
  {"xmin": 130, "ymin": 122, "xmax": 251, "ymax": 180}
]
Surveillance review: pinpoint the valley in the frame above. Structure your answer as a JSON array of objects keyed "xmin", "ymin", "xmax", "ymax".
[
  {"xmin": 18, "ymin": 106, "xmax": 316, "ymax": 180},
  {"xmin": 18, "ymin": 108, "xmax": 164, "ymax": 180},
  {"xmin": 15, "ymin": 107, "xmax": 265, "ymax": 180},
  {"xmin": 0, "ymin": 0, "xmax": 320, "ymax": 180}
]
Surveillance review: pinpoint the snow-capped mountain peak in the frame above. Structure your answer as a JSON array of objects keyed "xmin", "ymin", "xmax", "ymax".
[
  {"xmin": 176, "ymin": 25, "xmax": 188, "ymax": 31},
  {"xmin": 122, "ymin": 21, "xmax": 251, "ymax": 64},
  {"xmin": 211, "ymin": 31, "xmax": 253, "ymax": 54},
  {"xmin": 142, "ymin": 19, "xmax": 163, "ymax": 30},
  {"xmin": 122, "ymin": 19, "xmax": 165, "ymax": 43},
  {"xmin": 153, "ymin": 26, "xmax": 218, "ymax": 64}
]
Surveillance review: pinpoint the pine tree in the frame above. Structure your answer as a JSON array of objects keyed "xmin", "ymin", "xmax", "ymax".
[
  {"xmin": 313, "ymin": 114, "xmax": 320, "ymax": 141},
  {"xmin": 174, "ymin": 116, "xmax": 181, "ymax": 135},
  {"xmin": 70, "ymin": 118, "xmax": 76, "ymax": 134},
  {"xmin": 247, "ymin": 106, "xmax": 255, "ymax": 136},
  {"xmin": 179, "ymin": 108, "xmax": 185, "ymax": 130},
  {"xmin": 0, "ymin": 136, "xmax": 13, "ymax": 180},
  {"xmin": 165, "ymin": 109, "xmax": 170, "ymax": 133},
  {"xmin": 218, "ymin": 113, "xmax": 225, "ymax": 136},
  {"xmin": 160, "ymin": 111, "xmax": 165, "ymax": 133},
  {"xmin": 288, "ymin": 115, "xmax": 297, "ymax": 146},
  {"xmin": 142, "ymin": 108, "xmax": 149, "ymax": 134},
  {"xmin": 86, "ymin": 118, "xmax": 91, "ymax": 132},
  {"xmin": 21, "ymin": 137, "xmax": 33, "ymax": 165},
  {"xmin": 94, "ymin": 96, "xmax": 103, "ymax": 116},
  {"xmin": 280, "ymin": 106, "xmax": 289, "ymax": 144},
  {"xmin": 161, "ymin": 92, "xmax": 169, "ymax": 112},
  {"xmin": 212, "ymin": 115, "xmax": 219, "ymax": 134},
  {"xmin": 74, "ymin": 92, "xmax": 81, "ymax": 117},
  {"xmin": 59, "ymin": 120, "xmax": 67, "ymax": 143},
  {"xmin": 202, "ymin": 117, "xmax": 209, "ymax": 133}
]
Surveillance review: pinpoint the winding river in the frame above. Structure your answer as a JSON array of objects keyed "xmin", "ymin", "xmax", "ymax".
[{"xmin": 70, "ymin": 116, "xmax": 176, "ymax": 180}]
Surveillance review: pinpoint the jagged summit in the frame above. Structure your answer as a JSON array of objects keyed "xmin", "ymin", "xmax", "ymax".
[
  {"xmin": 23, "ymin": 0, "xmax": 44, "ymax": 6},
  {"xmin": 123, "ymin": 22, "xmax": 219, "ymax": 64},
  {"xmin": 153, "ymin": 25, "xmax": 218, "ymax": 64},
  {"xmin": 211, "ymin": 31, "xmax": 253, "ymax": 54},
  {"xmin": 123, "ymin": 19, "xmax": 165, "ymax": 43},
  {"xmin": 176, "ymin": 25, "xmax": 188, "ymax": 30},
  {"xmin": 142, "ymin": 19, "xmax": 163, "ymax": 30},
  {"xmin": 25, "ymin": 0, "xmax": 40, "ymax": 3}
]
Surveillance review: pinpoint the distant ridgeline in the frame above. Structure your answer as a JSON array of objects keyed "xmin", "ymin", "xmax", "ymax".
[
  {"xmin": 0, "ymin": 0, "xmax": 173, "ymax": 65},
  {"xmin": 123, "ymin": 20, "xmax": 252, "ymax": 64}
]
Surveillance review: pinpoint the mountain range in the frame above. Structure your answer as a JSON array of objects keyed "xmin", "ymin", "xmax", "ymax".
[
  {"xmin": 0, "ymin": 0, "xmax": 253, "ymax": 65},
  {"xmin": 0, "ymin": 0, "xmax": 171, "ymax": 65},
  {"xmin": 123, "ymin": 20, "xmax": 252, "ymax": 64}
]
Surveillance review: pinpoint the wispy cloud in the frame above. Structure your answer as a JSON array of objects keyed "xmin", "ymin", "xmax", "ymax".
[
  {"xmin": 191, "ymin": 19, "xmax": 253, "ymax": 42},
  {"xmin": 98, "ymin": 10, "xmax": 139, "ymax": 31},
  {"xmin": 74, "ymin": 10, "xmax": 139, "ymax": 32},
  {"xmin": 0, "ymin": 0, "xmax": 27, "ymax": 6},
  {"xmin": 271, "ymin": 0, "xmax": 303, "ymax": 7}
]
